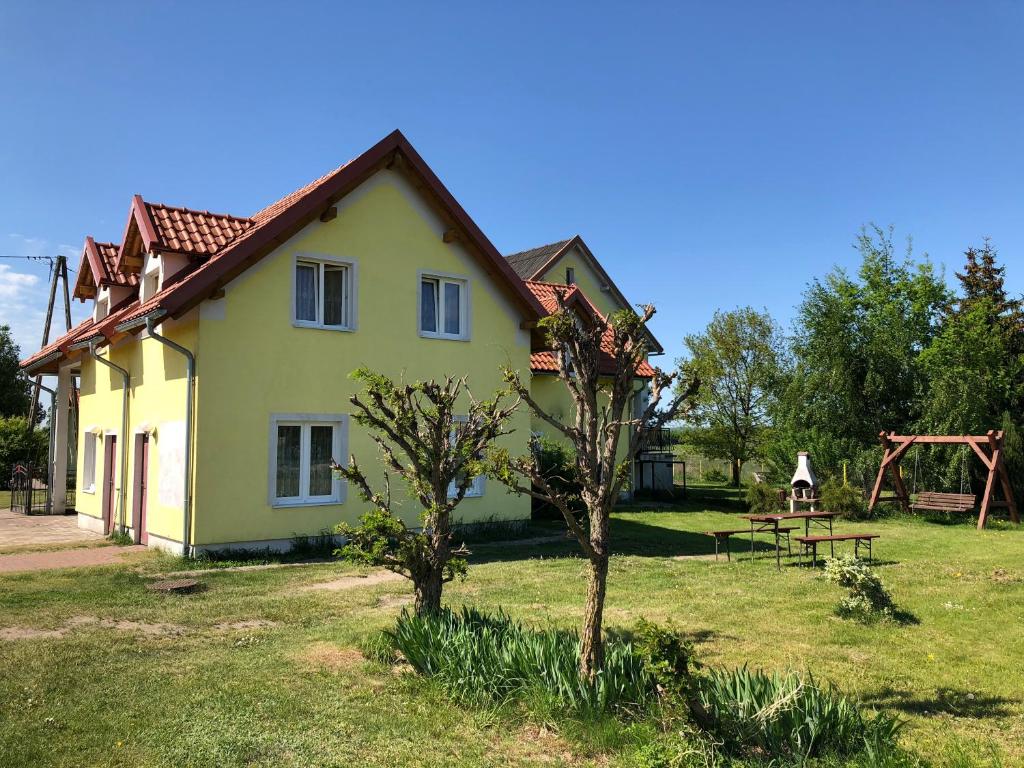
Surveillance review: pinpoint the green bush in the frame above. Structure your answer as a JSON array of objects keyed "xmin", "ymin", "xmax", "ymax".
[
  {"xmin": 693, "ymin": 666, "xmax": 903, "ymax": 760},
  {"xmin": 745, "ymin": 483, "xmax": 780, "ymax": 516},
  {"xmin": 824, "ymin": 556, "xmax": 896, "ymax": 621},
  {"xmin": 386, "ymin": 606, "xmax": 653, "ymax": 716},
  {"xmin": 820, "ymin": 479, "xmax": 869, "ymax": 520},
  {"xmin": 530, "ymin": 436, "xmax": 583, "ymax": 519},
  {"xmin": 701, "ymin": 467, "xmax": 728, "ymax": 483}
]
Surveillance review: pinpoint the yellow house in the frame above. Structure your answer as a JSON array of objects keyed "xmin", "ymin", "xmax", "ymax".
[{"xmin": 21, "ymin": 131, "xmax": 664, "ymax": 555}]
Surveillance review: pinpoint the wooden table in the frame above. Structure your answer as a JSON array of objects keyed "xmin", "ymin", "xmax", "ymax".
[{"xmin": 740, "ymin": 511, "xmax": 840, "ymax": 569}]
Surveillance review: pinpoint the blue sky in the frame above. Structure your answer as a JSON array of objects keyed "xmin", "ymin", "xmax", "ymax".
[{"xmin": 1, "ymin": 1, "xmax": 1021, "ymax": 367}]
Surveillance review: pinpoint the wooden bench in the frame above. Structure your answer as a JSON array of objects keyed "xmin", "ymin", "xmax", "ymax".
[
  {"xmin": 704, "ymin": 527, "xmax": 798, "ymax": 562},
  {"xmin": 910, "ymin": 492, "xmax": 976, "ymax": 514},
  {"xmin": 795, "ymin": 533, "xmax": 879, "ymax": 566}
]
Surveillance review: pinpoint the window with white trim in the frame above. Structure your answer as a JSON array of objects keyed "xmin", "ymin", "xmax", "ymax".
[
  {"xmin": 270, "ymin": 414, "xmax": 348, "ymax": 506},
  {"xmin": 82, "ymin": 433, "xmax": 97, "ymax": 492},
  {"xmin": 565, "ymin": 267, "xmax": 575, "ymax": 285},
  {"xmin": 447, "ymin": 416, "xmax": 485, "ymax": 498},
  {"xmin": 420, "ymin": 274, "xmax": 468, "ymax": 339},
  {"xmin": 294, "ymin": 257, "xmax": 355, "ymax": 330},
  {"xmin": 93, "ymin": 296, "xmax": 109, "ymax": 323}
]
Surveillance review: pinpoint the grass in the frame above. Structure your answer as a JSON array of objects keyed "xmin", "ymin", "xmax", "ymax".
[
  {"xmin": 0, "ymin": 496, "xmax": 1021, "ymax": 766},
  {"xmin": 0, "ymin": 489, "xmax": 11, "ymax": 509}
]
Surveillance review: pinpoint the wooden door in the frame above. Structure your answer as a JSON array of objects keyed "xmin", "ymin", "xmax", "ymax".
[{"xmin": 102, "ymin": 435, "xmax": 117, "ymax": 534}]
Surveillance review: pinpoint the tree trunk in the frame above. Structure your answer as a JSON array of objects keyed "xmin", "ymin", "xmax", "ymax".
[
  {"xmin": 413, "ymin": 566, "xmax": 444, "ymax": 616},
  {"xmin": 579, "ymin": 554, "xmax": 608, "ymax": 681},
  {"xmin": 732, "ymin": 458, "xmax": 742, "ymax": 487}
]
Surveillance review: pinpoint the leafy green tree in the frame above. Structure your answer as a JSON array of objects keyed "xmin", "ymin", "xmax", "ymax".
[
  {"xmin": 492, "ymin": 301, "xmax": 699, "ymax": 682},
  {"xmin": 766, "ymin": 226, "xmax": 949, "ymax": 486},
  {"xmin": 331, "ymin": 369, "xmax": 519, "ymax": 616},
  {"xmin": 679, "ymin": 307, "xmax": 785, "ymax": 486},
  {"xmin": 0, "ymin": 325, "xmax": 31, "ymax": 419},
  {"xmin": 0, "ymin": 415, "xmax": 48, "ymax": 490}
]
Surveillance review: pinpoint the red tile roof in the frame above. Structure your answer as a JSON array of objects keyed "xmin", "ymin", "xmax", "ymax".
[
  {"xmin": 23, "ymin": 131, "xmax": 552, "ymax": 372},
  {"xmin": 524, "ymin": 280, "xmax": 656, "ymax": 378},
  {"xmin": 144, "ymin": 202, "xmax": 253, "ymax": 257}
]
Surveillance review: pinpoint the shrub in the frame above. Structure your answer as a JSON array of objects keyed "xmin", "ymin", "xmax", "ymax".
[
  {"xmin": 824, "ymin": 556, "xmax": 896, "ymax": 621},
  {"xmin": 701, "ymin": 467, "xmax": 728, "ymax": 484},
  {"xmin": 820, "ymin": 478, "xmax": 869, "ymax": 520},
  {"xmin": 530, "ymin": 436, "xmax": 583, "ymax": 519},
  {"xmin": 386, "ymin": 607, "xmax": 653, "ymax": 716},
  {"xmin": 693, "ymin": 666, "xmax": 903, "ymax": 760},
  {"xmin": 745, "ymin": 482, "xmax": 780, "ymax": 516}
]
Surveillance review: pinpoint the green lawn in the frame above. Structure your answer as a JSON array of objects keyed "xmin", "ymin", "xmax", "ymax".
[
  {"xmin": 0, "ymin": 504, "xmax": 1021, "ymax": 766},
  {"xmin": 0, "ymin": 490, "xmax": 11, "ymax": 509}
]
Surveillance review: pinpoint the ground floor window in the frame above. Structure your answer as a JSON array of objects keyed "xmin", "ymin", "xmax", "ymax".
[
  {"xmin": 269, "ymin": 414, "xmax": 348, "ymax": 506},
  {"xmin": 447, "ymin": 416, "xmax": 485, "ymax": 498},
  {"xmin": 82, "ymin": 432, "xmax": 96, "ymax": 492}
]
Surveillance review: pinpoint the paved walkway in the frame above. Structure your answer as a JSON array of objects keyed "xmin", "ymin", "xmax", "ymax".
[
  {"xmin": 0, "ymin": 507, "xmax": 104, "ymax": 549},
  {"xmin": 0, "ymin": 545, "xmax": 147, "ymax": 574}
]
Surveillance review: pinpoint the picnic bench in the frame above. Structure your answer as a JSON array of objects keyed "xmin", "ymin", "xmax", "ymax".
[
  {"xmin": 704, "ymin": 527, "xmax": 798, "ymax": 562},
  {"xmin": 741, "ymin": 511, "xmax": 840, "ymax": 569},
  {"xmin": 795, "ymin": 533, "xmax": 879, "ymax": 567},
  {"xmin": 910, "ymin": 492, "xmax": 976, "ymax": 514}
]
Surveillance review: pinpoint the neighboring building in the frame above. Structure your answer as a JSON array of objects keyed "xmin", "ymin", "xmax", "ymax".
[{"xmin": 21, "ymin": 130, "xmax": 663, "ymax": 554}]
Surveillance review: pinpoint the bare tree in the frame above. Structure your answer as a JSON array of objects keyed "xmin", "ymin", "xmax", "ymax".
[
  {"xmin": 333, "ymin": 368, "xmax": 519, "ymax": 616},
  {"xmin": 491, "ymin": 299, "xmax": 699, "ymax": 680}
]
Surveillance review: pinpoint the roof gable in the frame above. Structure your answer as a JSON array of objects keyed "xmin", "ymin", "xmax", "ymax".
[
  {"xmin": 508, "ymin": 235, "xmax": 664, "ymax": 355},
  {"xmin": 72, "ymin": 237, "xmax": 138, "ymax": 300},
  {"xmin": 25, "ymin": 130, "xmax": 547, "ymax": 372}
]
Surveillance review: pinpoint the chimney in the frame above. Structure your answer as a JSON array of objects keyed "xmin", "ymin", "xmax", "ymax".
[{"xmin": 790, "ymin": 452, "xmax": 818, "ymax": 490}]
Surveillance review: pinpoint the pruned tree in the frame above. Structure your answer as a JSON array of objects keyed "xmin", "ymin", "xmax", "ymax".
[
  {"xmin": 491, "ymin": 298, "xmax": 699, "ymax": 680},
  {"xmin": 332, "ymin": 368, "xmax": 519, "ymax": 616}
]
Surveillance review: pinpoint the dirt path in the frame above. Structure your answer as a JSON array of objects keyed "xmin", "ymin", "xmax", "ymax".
[{"xmin": 0, "ymin": 545, "xmax": 148, "ymax": 574}]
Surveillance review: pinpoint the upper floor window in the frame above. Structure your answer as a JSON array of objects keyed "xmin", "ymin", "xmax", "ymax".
[
  {"xmin": 294, "ymin": 255, "xmax": 356, "ymax": 330},
  {"xmin": 419, "ymin": 273, "xmax": 468, "ymax": 340},
  {"xmin": 93, "ymin": 296, "xmax": 109, "ymax": 322},
  {"xmin": 565, "ymin": 267, "xmax": 575, "ymax": 285}
]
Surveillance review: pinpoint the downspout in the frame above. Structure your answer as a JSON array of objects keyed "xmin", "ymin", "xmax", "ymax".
[
  {"xmin": 87, "ymin": 341, "xmax": 130, "ymax": 534},
  {"xmin": 145, "ymin": 316, "xmax": 195, "ymax": 558}
]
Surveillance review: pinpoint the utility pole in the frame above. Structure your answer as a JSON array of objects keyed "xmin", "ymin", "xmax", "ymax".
[{"xmin": 27, "ymin": 255, "xmax": 72, "ymax": 425}]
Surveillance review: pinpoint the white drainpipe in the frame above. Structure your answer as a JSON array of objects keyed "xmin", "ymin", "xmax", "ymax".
[
  {"xmin": 145, "ymin": 316, "xmax": 196, "ymax": 557},
  {"xmin": 86, "ymin": 341, "xmax": 130, "ymax": 534}
]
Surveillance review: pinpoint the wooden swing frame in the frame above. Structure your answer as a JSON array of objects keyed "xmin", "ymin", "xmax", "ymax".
[{"xmin": 868, "ymin": 430, "xmax": 1019, "ymax": 529}]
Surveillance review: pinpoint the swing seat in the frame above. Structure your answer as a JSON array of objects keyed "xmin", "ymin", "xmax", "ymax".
[{"xmin": 910, "ymin": 492, "xmax": 977, "ymax": 513}]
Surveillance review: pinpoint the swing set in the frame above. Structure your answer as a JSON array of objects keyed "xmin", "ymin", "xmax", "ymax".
[{"xmin": 868, "ymin": 430, "xmax": 1019, "ymax": 529}]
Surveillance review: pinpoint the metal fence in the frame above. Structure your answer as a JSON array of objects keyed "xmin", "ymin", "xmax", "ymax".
[{"xmin": 10, "ymin": 463, "xmax": 49, "ymax": 515}]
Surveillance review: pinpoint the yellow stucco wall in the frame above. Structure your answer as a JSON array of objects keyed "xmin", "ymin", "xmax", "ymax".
[
  {"xmin": 189, "ymin": 169, "xmax": 532, "ymax": 546},
  {"xmin": 75, "ymin": 313, "xmax": 197, "ymax": 544}
]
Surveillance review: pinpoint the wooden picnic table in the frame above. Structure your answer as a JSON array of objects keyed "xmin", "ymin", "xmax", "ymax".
[{"xmin": 739, "ymin": 511, "xmax": 841, "ymax": 569}]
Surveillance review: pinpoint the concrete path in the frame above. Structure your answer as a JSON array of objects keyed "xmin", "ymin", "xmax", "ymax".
[
  {"xmin": 0, "ymin": 507, "xmax": 103, "ymax": 549},
  {"xmin": 0, "ymin": 545, "xmax": 147, "ymax": 574}
]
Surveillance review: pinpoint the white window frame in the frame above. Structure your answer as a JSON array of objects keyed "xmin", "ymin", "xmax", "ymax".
[
  {"xmin": 93, "ymin": 295, "xmax": 110, "ymax": 323},
  {"xmin": 447, "ymin": 416, "xmax": 485, "ymax": 498},
  {"xmin": 292, "ymin": 253, "xmax": 358, "ymax": 331},
  {"xmin": 268, "ymin": 413, "xmax": 349, "ymax": 507},
  {"xmin": 418, "ymin": 270, "xmax": 470, "ymax": 341},
  {"xmin": 82, "ymin": 432, "xmax": 97, "ymax": 493}
]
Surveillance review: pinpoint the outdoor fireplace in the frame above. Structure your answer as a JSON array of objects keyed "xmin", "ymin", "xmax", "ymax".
[{"xmin": 789, "ymin": 451, "xmax": 819, "ymax": 512}]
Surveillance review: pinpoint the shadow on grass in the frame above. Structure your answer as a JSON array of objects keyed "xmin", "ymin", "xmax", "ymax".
[
  {"xmin": 862, "ymin": 686, "xmax": 1018, "ymax": 718},
  {"xmin": 468, "ymin": 516, "xmax": 782, "ymax": 564}
]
